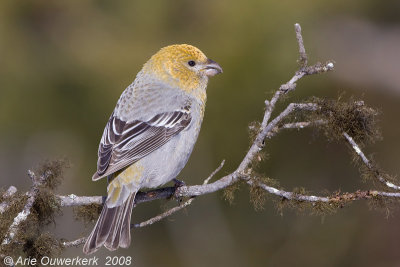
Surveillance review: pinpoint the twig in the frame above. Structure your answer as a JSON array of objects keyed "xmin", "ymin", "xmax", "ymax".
[
  {"xmin": 295, "ymin": 23, "xmax": 308, "ymax": 68},
  {"xmin": 203, "ymin": 160, "xmax": 225, "ymax": 185},
  {"xmin": 1, "ymin": 170, "xmax": 50, "ymax": 245},
  {"xmin": 2, "ymin": 186, "xmax": 17, "ymax": 198},
  {"xmin": 133, "ymin": 198, "xmax": 195, "ymax": 228},
  {"xmin": 248, "ymin": 179, "xmax": 400, "ymax": 203},
  {"xmin": 343, "ymin": 132, "xmax": 400, "ymax": 190},
  {"xmin": 62, "ymin": 237, "xmax": 86, "ymax": 248},
  {"xmin": 247, "ymin": 179, "xmax": 329, "ymax": 202},
  {"xmin": 58, "ymin": 187, "xmax": 185, "ymax": 207},
  {"xmin": 56, "ymin": 161, "xmax": 227, "ymax": 230},
  {"xmin": 57, "ymin": 189, "xmax": 181, "ymax": 207},
  {"xmin": 266, "ymin": 120, "xmax": 326, "ymax": 138},
  {"xmin": 0, "ymin": 186, "xmax": 18, "ymax": 214},
  {"xmin": 58, "ymin": 194, "xmax": 103, "ymax": 206},
  {"xmin": 133, "ymin": 160, "xmax": 225, "ymax": 228}
]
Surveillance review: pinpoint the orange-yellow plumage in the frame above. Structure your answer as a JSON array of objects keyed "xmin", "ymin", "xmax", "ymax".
[{"xmin": 143, "ymin": 44, "xmax": 210, "ymax": 99}]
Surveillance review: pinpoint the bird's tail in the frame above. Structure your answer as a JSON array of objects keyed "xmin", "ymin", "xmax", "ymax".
[{"xmin": 83, "ymin": 192, "xmax": 136, "ymax": 254}]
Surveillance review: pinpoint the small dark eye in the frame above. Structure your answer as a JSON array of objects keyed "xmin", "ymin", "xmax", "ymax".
[{"xmin": 188, "ymin": 60, "xmax": 196, "ymax": 67}]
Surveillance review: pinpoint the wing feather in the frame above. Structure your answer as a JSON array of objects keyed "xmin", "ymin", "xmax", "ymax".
[{"xmin": 92, "ymin": 109, "xmax": 191, "ymax": 180}]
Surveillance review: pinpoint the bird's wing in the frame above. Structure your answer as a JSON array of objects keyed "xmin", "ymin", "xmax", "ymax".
[{"xmin": 92, "ymin": 107, "xmax": 191, "ymax": 180}]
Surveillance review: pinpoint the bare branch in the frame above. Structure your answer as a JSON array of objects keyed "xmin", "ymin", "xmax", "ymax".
[
  {"xmin": 0, "ymin": 186, "xmax": 18, "ymax": 214},
  {"xmin": 134, "ymin": 198, "xmax": 195, "ymax": 228},
  {"xmin": 58, "ymin": 187, "xmax": 183, "ymax": 207},
  {"xmin": 343, "ymin": 132, "xmax": 400, "ymax": 190},
  {"xmin": 59, "ymin": 194, "xmax": 103, "ymax": 206},
  {"xmin": 3, "ymin": 186, "xmax": 17, "ymax": 198},
  {"xmin": 248, "ymin": 178, "xmax": 400, "ymax": 202},
  {"xmin": 266, "ymin": 120, "xmax": 326, "ymax": 138},
  {"xmin": 247, "ymin": 179, "xmax": 329, "ymax": 202},
  {"xmin": 62, "ymin": 237, "xmax": 86, "ymax": 248},
  {"xmin": 295, "ymin": 23, "xmax": 308, "ymax": 68},
  {"xmin": 203, "ymin": 160, "xmax": 225, "ymax": 185}
]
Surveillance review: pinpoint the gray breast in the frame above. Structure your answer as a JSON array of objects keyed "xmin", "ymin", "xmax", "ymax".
[{"xmin": 138, "ymin": 105, "xmax": 203, "ymax": 189}]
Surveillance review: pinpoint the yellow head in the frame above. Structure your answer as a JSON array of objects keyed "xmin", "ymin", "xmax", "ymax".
[{"xmin": 143, "ymin": 44, "xmax": 222, "ymax": 93}]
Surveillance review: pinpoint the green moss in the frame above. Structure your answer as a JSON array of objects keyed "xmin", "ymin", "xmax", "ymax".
[
  {"xmin": 249, "ymin": 183, "xmax": 266, "ymax": 211},
  {"xmin": 0, "ymin": 159, "xmax": 69, "ymax": 258},
  {"xmin": 248, "ymin": 121, "xmax": 261, "ymax": 143},
  {"xmin": 0, "ymin": 214, "xmax": 40, "ymax": 258},
  {"xmin": 276, "ymin": 188, "xmax": 308, "ymax": 215},
  {"xmin": 310, "ymin": 201, "xmax": 341, "ymax": 217},
  {"xmin": 2, "ymin": 212, "xmax": 65, "ymax": 260},
  {"xmin": 367, "ymin": 195, "xmax": 399, "ymax": 219},
  {"xmin": 0, "ymin": 188, "xmax": 5, "ymax": 203},
  {"xmin": 223, "ymin": 180, "xmax": 244, "ymax": 205},
  {"xmin": 23, "ymin": 232, "xmax": 62, "ymax": 264},
  {"xmin": 247, "ymin": 121, "xmax": 270, "ymax": 170},
  {"xmin": 32, "ymin": 188, "xmax": 61, "ymax": 225},
  {"xmin": 36, "ymin": 159, "xmax": 69, "ymax": 190},
  {"xmin": 308, "ymin": 96, "xmax": 381, "ymax": 146},
  {"xmin": 73, "ymin": 204, "xmax": 102, "ymax": 225},
  {"xmin": 248, "ymin": 175, "xmax": 279, "ymax": 211},
  {"xmin": 0, "ymin": 193, "xmax": 29, "ymax": 257},
  {"xmin": 0, "ymin": 192, "xmax": 27, "ymax": 242},
  {"xmin": 348, "ymin": 149, "xmax": 399, "ymax": 192},
  {"xmin": 251, "ymin": 151, "xmax": 269, "ymax": 169},
  {"xmin": 293, "ymin": 187, "xmax": 307, "ymax": 195},
  {"xmin": 275, "ymin": 188, "xmax": 342, "ymax": 218}
]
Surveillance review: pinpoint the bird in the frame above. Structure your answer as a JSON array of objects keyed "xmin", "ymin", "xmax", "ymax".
[{"xmin": 83, "ymin": 44, "xmax": 222, "ymax": 254}]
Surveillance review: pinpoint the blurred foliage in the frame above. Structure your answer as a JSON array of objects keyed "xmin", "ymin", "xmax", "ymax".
[{"xmin": 1, "ymin": 0, "xmax": 400, "ymax": 266}]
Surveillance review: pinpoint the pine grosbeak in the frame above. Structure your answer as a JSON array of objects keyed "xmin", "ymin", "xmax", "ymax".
[{"xmin": 83, "ymin": 44, "xmax": 222, "ymax": 254}]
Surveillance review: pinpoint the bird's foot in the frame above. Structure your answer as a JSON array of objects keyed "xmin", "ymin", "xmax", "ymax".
[
  {"xmin": 173, "ymin": 178, "xmax": 186, "ymax": 188},
  {"xmin": 173, "ymin": 178, "xmax": 186, "ymax": 203}
]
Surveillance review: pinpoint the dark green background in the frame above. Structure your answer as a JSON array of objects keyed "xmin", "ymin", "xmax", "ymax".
[{"xmin": 1, "ymin": 1, "xmax": 400, "ymax": 266}]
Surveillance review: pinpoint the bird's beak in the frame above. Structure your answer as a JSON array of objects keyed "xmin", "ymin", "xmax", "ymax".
[{"xmin": 203, "ymin": 59, "xmax": 223, "ymax": 77}]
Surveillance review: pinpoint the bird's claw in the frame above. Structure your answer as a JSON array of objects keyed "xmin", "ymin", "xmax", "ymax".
[
  {"xmin": 173, "ymin": 178, "xmax": 186, "ymax": 203},
  {"xmin": 173, "ymin": 178, "xmax": 186, "ymax": 187}
]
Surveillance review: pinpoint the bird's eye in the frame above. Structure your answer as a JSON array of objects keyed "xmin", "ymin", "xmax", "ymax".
[{"xmin": 188, "ymin": 60, "xmax": 196, "ymax": 67}]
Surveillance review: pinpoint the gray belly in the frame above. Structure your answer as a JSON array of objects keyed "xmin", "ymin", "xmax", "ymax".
[{"xmin": 138, "ymin": 121, "xmax": 201, "ymax": 189}]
